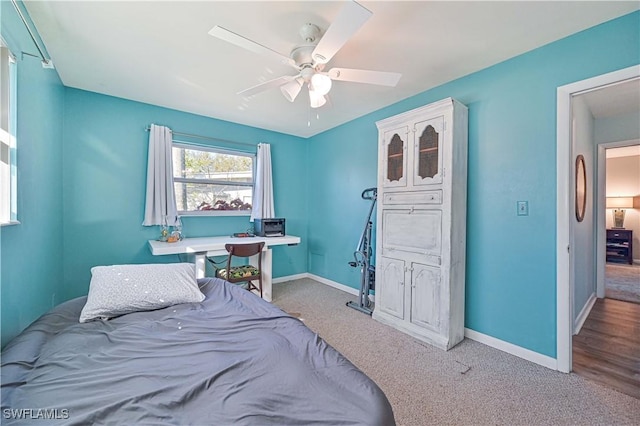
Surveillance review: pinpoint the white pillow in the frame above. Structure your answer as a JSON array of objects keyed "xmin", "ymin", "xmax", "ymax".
[{"xmin": 79, "ymin": 263, "xmax": 205, "ymax": 323}]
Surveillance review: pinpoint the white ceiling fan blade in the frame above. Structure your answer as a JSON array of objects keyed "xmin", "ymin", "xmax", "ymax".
[
  {"xmin": 209, "ymin": 26, "xmax": 296, "ymax": 68},
  {"xmin": 237, "ymin": 75, "xmax": 297, "ymax": 97},
  {"xmin": 312, "ymin": 1, "xmax": 372, "ymax": 64},
  {"xmin": 327, "ymin": 68, "xmax": 401, "ymax": 87}
]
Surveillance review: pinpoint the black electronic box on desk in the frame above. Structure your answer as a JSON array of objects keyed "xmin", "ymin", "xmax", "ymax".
[{"xmin": 254, "ymin": 218, "xmax": 285, "ymax": 237}]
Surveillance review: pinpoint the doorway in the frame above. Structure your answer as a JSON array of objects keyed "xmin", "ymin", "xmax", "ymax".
[
  {"xmin": 556, "ymin": 65, "xmax": 640, "ymax": 373},
  {"xmin": 600, "ymin": 144, "xmax": 640, "ymax": 303},
  {"xmin": 570, "ymin": 141, "xmax": 640, "ymax": 399}
]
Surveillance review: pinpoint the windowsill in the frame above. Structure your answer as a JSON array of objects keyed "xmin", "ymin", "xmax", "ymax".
[
  {"xmin": 1, "ymin": 220, "xmax": 20, "ymax": 227},
  {"xmin": 178, "ymin": 210, "xmax": 251, "ymax": 217}
]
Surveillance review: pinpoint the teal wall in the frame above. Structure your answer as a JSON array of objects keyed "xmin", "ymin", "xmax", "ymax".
[
  {"xmin": 307, "ymin": 11, "xmax": 640, "ymax": 358},
  {"xmin": 62, "ymin": 89, "xmax": 308, "ymax": 300},
  {"xmin": 0, "ymin": 1, "xmax": 65, "ymax": 347}
]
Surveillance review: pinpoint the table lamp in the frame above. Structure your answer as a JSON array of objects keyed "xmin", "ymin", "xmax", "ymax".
[{"xmin": 606, "ymin": 196, "xmax": 633, "ymax": 229}]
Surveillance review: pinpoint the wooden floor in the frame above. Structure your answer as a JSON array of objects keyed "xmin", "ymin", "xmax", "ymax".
[{"xmin": 573, "ymin": 298, "xmax": 640, "ymax": 399}]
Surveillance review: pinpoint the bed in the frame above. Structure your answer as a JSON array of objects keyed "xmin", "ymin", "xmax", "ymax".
[{"xmin": 1, "ymin": 266, "xmax": 394, "ymax": 425}]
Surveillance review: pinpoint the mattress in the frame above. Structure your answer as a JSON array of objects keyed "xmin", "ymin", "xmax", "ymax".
[{"xmin": 1, "ymin": 277, "xmax": 394, "ymax": 425}]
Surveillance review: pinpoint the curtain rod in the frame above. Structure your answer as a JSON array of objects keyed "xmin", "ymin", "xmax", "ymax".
[
  {"xmin": 10, "ymin": 0, "xmax": 54, "ymax": 69},
  {"xmin": 145, "ymin": 126, "xmax": 256, "ymax": 148}
]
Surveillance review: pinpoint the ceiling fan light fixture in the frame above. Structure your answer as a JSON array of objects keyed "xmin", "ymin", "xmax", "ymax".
[
  {"xmin": 310, "ymin": 73, "xmax": 332, "ymax": 96},
  {"xmin": 309, "ymin": 89, "xmax": 326, "ymax": 108},
  {"xmin": 280, "ymin": 79, "xmax": 303, "ymax": 102}
]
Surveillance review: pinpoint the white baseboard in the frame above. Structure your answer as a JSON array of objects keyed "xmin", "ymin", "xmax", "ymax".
[
  {"xmin": 574, "ymin": 293, "xmax": 597, "ymax": 335},
  {"xmin": 464, "ymin": 328, "xmax": 557, "ymax": 370},
  {"xmin": 272, "ymin": 273, "xmax": 309, "ymax": 284},
  {"xmin": 273, "ymin": 272, "xmax": 361, "ymax": 297},
  {"xmin": 306, "ymin": 273, "xmax": 375, "ymax": 302},
  {"xmin": 307, "ymin": 273, "xmax": 357, "ymax": 296}
]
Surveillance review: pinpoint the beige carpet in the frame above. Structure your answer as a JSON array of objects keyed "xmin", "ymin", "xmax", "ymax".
[
  {"xmin": 272, "ymin": 278, "xmax": 640, "ymax": 426},
  {"xmin": 605, "ymin": 263, "xmax": 640, "ymax": 304}
]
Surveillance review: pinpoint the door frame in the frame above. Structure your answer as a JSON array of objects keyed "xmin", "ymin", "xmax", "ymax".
[
  {"xmin": 556, "ymin": 65, "xmax": 640, "ymax": 373},
  {"xmin": 596, "ymin": 139, "xmax": 640, "ymax": 300}
]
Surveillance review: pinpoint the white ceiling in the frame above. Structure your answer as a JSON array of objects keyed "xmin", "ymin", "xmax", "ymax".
[
  {"xmin": 606, "ymin": 145, "xmax": 640, "ymax": 158},
  {"xmin": 24, "ymin": 1, "xmax": 640, "ymax": 138},
  {"xmin": 580, "ymin": 78, "xmax": 640, "ymax": 119}
]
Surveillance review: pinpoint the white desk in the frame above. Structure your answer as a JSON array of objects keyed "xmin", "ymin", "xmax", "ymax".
[{"xmin": 148, "ymin": 235, "xmax": 300, "ymax": 302}]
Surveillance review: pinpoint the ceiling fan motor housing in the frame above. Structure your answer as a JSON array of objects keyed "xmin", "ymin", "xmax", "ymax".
[
  {"xmin": 290, "ymin": 45, "xmax": 316, "ymax": 69},
  {"xmin": 299, "ymin": 23, "xmax": 321, "ymax": 43}
]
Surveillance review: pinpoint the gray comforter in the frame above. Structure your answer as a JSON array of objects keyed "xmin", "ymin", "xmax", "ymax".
[{"xmin": 1, "ymin": 278, "xmax": 394, "ymax": 425}]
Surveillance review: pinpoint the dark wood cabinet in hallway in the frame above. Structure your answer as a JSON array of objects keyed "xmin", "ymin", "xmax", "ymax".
[{"xmin": 573, "ymin": 298, "xmax": 640, "ymax": 399}]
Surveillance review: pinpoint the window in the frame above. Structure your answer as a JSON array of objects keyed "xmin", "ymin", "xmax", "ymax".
[
  {"xmin": 1, "ymin": 42, "xmax": 17, "ymax": 225},
  {"xmin": 172, "ymin": 143, "xmax": 255, "ymax": 214}
]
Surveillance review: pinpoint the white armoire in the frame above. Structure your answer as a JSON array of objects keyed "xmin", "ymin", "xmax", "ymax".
[{"xmin": 372, "ymin": 98, "xmax": 468, "ymax": 350}]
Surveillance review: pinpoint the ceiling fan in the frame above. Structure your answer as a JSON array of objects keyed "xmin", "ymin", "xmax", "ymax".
[{"xmin": 208, "ymin": 1, "xmax": 401, "ymax": 108}]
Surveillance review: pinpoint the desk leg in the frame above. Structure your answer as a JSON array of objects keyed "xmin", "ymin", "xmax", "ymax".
[
  {"xmin": 250, "ymin": 248, "xmax": 272, "ymax": 302},
  {"xmin": 194, "ymin": 254, "xmax": 206, "ymax": 279}
]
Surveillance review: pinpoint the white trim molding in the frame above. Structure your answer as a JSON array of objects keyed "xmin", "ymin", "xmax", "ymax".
[
  {"xmin": 464, "ymin": 328, "xmax": 557, "ymax": 370},
  {"xmin": 556, "ymin": 64, "xmax": 640, "ymax": 374},
  {"xmin": 557, "ymin": 80, "xmax": 573, "ymax": 373},
  {"xmin": 271, "ymin": 272, "xmax": 351, "ymax": 289},
  {"xmin": 574, "ymin": 293, "xmax": 597, "ymax": 335},
  {"xmin": 307, "ymin": 273, "xmax": 358, "ymax": 295},
  {"xmin": 595, "ymin": 139, "xmax": 639, "ymax": 298},
  {"xmin": 273, "ymin": 272, "xmax": 374, "ymax": 301},
  {"xmin": 272, "ymin": 273, "xmax": 309, "ymax": 284},
  {"xmin": 307, "ymin": 273, "xmax": 375, "ymax": 302}
]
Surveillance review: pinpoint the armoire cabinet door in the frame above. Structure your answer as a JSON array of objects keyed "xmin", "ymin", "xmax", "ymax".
[
  {"xmin": 410, "ymin": 263, "xmax": 441, "ymax": 331},
  {"xmin": 382, "ymin": 126, "xmax": 408, "ymax": 188},
  {"xmin": 381, "ymin": 208, "xmax": 442, "ymax": 266},
  {"xmin": 378, "ymin": 257, "xmax": 405, "ymax": 320},
  {"xmin": 413, "ymin": 116, "xmax": 444, "ymax": 186}
]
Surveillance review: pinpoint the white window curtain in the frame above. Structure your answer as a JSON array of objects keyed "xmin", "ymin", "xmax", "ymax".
[
  {"xmin": 250, "ymin": 143, "xmax": 275, "ymax": 222},
  {"xmin": 142, "ymin": 124, "xmax": 179, "ymax": 226}
]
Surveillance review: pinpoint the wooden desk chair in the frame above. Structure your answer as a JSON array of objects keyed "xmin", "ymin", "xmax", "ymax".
[{"xmin": 208, "ymin": 242, "xmax": 265, "ymax": 297}]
